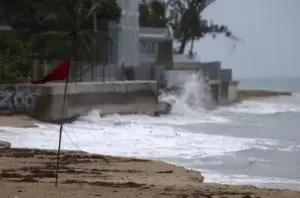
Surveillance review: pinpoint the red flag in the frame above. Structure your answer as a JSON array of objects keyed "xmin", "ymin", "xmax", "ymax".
[{"xmin": 31, "ymin": 59, "xmax": 70, "ymax": 84}]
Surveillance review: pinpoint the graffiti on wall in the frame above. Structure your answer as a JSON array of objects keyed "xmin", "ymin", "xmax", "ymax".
[{"xmin": 0, "ymin": 86, "xmax": 40, "ymax": 113}]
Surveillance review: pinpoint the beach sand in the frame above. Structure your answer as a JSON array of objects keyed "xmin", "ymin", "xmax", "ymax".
[
  {"xmin": 0, "ymin": 114, "xmax": 39, "ymax": 128},
  {"xmin": 1, "ymin": 147, "xmax": 300, "ymax": 198},
  {"xmin": 0, "ymin": 116, "xmax": 300, "ymax": 198}
]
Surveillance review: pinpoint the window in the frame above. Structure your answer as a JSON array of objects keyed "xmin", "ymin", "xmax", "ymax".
[{"xmin": 140, "ymin": 41, "xmax": 155, "ymax": 56}]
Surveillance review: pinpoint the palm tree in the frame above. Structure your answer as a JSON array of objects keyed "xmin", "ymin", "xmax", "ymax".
[{"xmin": 32, "ymin": 0, "xmax": 114, "ymax": 81}]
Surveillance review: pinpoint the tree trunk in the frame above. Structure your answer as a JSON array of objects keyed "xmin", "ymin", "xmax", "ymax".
[
  {"xmin": 178, "ymin": 32, "xmax": 190, "ymax": 54},
  {"xmin": 178, "ymin": 38, "xmax": 187, "ymax": 54}
]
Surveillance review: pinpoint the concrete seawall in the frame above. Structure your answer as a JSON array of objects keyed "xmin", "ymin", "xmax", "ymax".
[{"xmin": 0, "ymin": 81, "xmax": 159, "ymax": 123}]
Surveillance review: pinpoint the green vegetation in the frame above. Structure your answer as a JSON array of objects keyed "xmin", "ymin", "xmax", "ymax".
[
  {"xmin": 0, "ymin": 0, "xmax": 121, "ymax": 82},
  {"xmin": 139, "ymin": 0, "xmax": 167, "ymax": 28},
  {"xmin": 139, "ymin": 0, "xmax": 239, "ymax": 54},
  {"xmin": 0, "ymin": 37, "xmax": 33, "ymax": 83}
]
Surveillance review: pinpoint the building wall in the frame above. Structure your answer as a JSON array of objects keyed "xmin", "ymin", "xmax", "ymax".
[
  {"xmin": 173, "ymin": 60, "xmax": 221, "ymax": 81},
  {"xmin": 138, "ymin": 27, "xmax": 173, "ymax": 82},
  {"xmin": 220, "ymin": 69, "xmax": 232, "ymax": 99},
  {"xmin": 220, "ymin": 82, "xmax": 229, "ymax": 98},
  {"xmin": 139, "ymin": 28, "xmax": 173, "ymax": 68},
  {"xmin": 200, "ymin": 62, "xmax": 221, "ymax": 81},
  {"xmin": 156, "ymin": 40, "xmax": 173, "ymax": 69},
  {"xmin": 109, "ymin": 0, "xmax": 140, "ymax": 67},
  {"xmin": 220, "ymin": 69, "xmax": 232, "ymax": 82},
  {"xmin": 210, "ymin": 84, "xmax": 219, "ymax": 101},
  {"xmin": 135, "ymin": 63, "xmax": 165, "ymax": 84},
  {"xmin": 139, "ymin": 39, "xmax": 157, "ymax": 63},
  {"xmin": 164, "ymin": 70, "xmax": 197, "ymax": 88},
  {"xmin": 108, "ymin": 24, "xmax": 119, "ymax": 64},
  {"xmin": 173, "ymin": 62, "xmax": 201, "ymax": 69},
  {"xmin": 228, "ymin": 82, "xmax": 239, "ymax": 101}
]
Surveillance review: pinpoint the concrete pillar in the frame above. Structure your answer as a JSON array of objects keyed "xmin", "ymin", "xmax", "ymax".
[{"xmin": 218, "ymin": 81, "xmax": 221, "ymax": 102}]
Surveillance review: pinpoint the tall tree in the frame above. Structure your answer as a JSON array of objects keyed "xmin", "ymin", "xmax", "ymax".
[
  {"xmin": 139, "ymin": 0, "xmax": 167, "ymax": 27},
  {"xmin": 0, "ymin": 0, "xmax": 121, "ymax": 33},
  {"xmin": 0, "ymin": 37, "xmax": 33, "ymax": 83},
  {"xmin": 167, "ymin": 0, "xmax": 239, "ymax": 54},
  {"xmin": 38, "ymin": 0, "xmax": 121, "ymax": 81},
  {"xmin": 0, "ymin": 0, "xmax": 50, "ymax": 33},
  {"xmin": 139, "ymin": 0, "xmax": 239, "ymax": 54},
  {"xmin": 0, "ymin": 0, "xmax": 121, "ymax": 81}
]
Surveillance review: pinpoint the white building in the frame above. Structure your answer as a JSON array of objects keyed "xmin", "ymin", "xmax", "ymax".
[
  {"xmin": 109, "ymin": 0, "xmax": 172, "ymax": 68},
  {"xmin": 109, "ymin": 0, "xmax": 140, "ymax": 67}
]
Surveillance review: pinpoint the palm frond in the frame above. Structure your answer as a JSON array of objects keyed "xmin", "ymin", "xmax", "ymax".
[
  {"xmin": 84, "ymin": 3, "xmax": 101, "ymax": 21},
  {"xmin": 56, "ymin": 31, "xmax": 73, "ymax": 40},
  {"xmin": 79, "ymin": 32, "xmax": 93, "ymax": 60}
]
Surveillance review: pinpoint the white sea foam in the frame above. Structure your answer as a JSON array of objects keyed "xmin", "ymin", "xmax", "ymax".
[
  {"xmin": 79, "ymin": 110, "xmax": 231, "ymax": 126},
  {"xmin": 219, "ymin": 94, "xmax": 300, "ymax": 115},
  {"xmin": 201, "ymin": 170, "xmax": 300, "ymax": 190},
  {"xmin": 0, "ymin": 122, "xmax": 258, "ymax": 158},
  {"xmin": 278, "ymin": 145, "xmax": 300, "ymax": 152},
  {"xmin": 160, "ymin": 71, "xmax": 214, "ymax": 114}
]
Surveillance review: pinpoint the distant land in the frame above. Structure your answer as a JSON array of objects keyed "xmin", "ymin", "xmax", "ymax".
[{"xmin": 237, "ymin": 76, "xmax": 300, "ymax": 92}]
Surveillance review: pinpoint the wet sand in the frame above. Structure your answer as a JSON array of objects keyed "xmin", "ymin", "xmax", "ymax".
[
  {"xmin": 0, "ymin": 147, "xmax": 300, "ymax": 198},
  {"xmin": 0, "ymin": 114, "xmax": 39, "ymax": 128}
]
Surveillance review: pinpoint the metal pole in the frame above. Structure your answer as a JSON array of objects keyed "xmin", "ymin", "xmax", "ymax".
[{"xmin": 55, "ymin": 73, "xmax": 69, "ymax": 187}]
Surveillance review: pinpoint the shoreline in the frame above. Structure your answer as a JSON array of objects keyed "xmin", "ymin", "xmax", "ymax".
[
  {"xmin": 0, "ymin": 89, "xmax": 292, "ymax": 125},
  {"xmin": 0, "ymin": 105, "xmax": 299, "ymax": 197},
  {"xmin": 238, "ymin": 89, "xmax": 292, "ymax": 100},
  {"xmin": 0, "ymin": 145, "xmax": 300, "ymax": 198}
]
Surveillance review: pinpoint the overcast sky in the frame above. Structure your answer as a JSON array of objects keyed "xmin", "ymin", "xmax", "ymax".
[{"xmin": 194, "ymin": 0, "xmax": 300, "ymax": 78}]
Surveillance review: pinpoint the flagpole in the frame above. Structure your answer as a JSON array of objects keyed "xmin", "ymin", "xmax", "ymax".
[{"xmin": 55, "ymin": 70, "xmax": 70, "ymax": 187}]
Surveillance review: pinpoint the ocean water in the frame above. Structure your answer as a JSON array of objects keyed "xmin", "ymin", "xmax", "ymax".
[
  {"xmin": 238, "ymin": 76, "xmax": 300, "ymax": 92},
  {"xmin": 1, "ymin": 76, "xmax": 300, "ymax": 190}
]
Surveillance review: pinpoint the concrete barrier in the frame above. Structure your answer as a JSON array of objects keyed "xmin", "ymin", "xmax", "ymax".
[{"xmin": 0, "ymin": 81, "xmax": 159, "ymax": 123}]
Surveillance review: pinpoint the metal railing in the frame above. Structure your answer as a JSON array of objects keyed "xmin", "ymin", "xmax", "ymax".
[
  {"xmin": 35, "ymin": 60, "xmax": 118, "ymax": 82},
  {"xmin": 28, "ymin": 60, "xmax": 164, "ymax": 84}
]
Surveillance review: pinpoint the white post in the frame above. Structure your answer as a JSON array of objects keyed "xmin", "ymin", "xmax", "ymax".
[{"xmin": 92, "ymin": 11, "xmax": 97, "ymax": 81}]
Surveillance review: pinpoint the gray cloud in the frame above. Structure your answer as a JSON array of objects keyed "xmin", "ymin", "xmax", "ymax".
[{"xmin": 193, "ymin": 0, "xmax": 300, "ymax": 78}]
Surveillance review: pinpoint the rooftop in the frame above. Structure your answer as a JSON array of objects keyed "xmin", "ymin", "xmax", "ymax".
[{"xmin": 173, "ymin": 54, "xmax": 201, "ymax": 63}]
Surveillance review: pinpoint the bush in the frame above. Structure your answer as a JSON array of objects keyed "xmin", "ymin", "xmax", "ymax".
[{"xmin": 0, "ymin": 37, "xmax": 32, "ymax": 83}]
